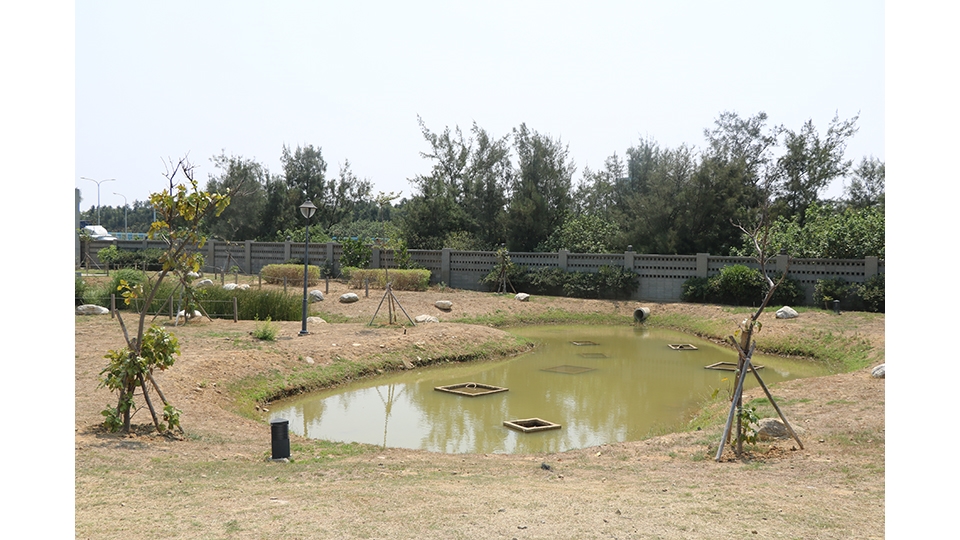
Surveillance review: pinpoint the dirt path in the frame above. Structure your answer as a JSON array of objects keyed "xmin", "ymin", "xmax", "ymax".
[{"xmin": 75, "ymin": 282, "xmax": 884, "ymax": 539}]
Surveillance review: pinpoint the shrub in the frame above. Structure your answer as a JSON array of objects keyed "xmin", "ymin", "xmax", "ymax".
[
  {"xmin": 813, "ymin": 278, "xmax": 852, "ymax": 308},
  {"xmin": 260, "ymin": 264, "xmax": 321, "ymax": 286},
  {"xmin": 340, "ymin": 237, "xmax": 371, "ymax": 269},
  {"xmin": 75, "ymin": 275, "xmax": 87, "ymax": 306},
  {"xmin": 680, "ymin": 276, "xmax": 713, "ymax": 303},
  {"xmin": 682, "ymin": 266, "xmax": 801, "ymax": 307},
  {"xmin": 767, "ymin": 271, "xmax": 804, "ymax": 307},
  {"xmin": 846, "ymin": 273, "xmax": 885, "ymax": 313},
  {"xmin": 344, "ymin": 268, "xmax": 431, "ymax": 291},
  {"xmin": 252, "ymin": 317, "xmax": 279, "ymax": 341},
  {"xmin": 713, "ymin": 264, "xmax": 765, "ymax": 306},
  {"xmin": 524, "ymin": 267, "xmax": 567, "ymax": 296}
]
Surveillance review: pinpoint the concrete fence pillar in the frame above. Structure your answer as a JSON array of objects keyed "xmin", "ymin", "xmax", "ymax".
[
  {"xmin": 371, "ymin": 247, "xmax": 381, "ymax": 269},
  {"xmin": 775, "ymin": 253, "xmax": 790, "ymax": 276},
  {"xmin": 441, "ymin": 248, "xmax": 452, "ymax": 285},
  {"xmin": 696, "ymin": 253, "xmax": 709, "ymax": 278},
  {"xmin": 559, "ymin": 250, "xmax": 568, "ymax": 271},
  {"xmin": 865, "ymin": 256, "xmax": 879, "ymax": 278},
  {"xmin": 244, "ymin": 240, "xmax": 253, "ymax": 274}
]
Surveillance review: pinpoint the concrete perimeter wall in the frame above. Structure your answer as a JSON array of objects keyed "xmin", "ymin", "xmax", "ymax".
[{"xmin": 84, "ymin": 239, "xmax": 884, "ymax": 305}]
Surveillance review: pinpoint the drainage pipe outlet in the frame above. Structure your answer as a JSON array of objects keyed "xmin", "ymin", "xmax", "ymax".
[{"xmin": 634, "ymin": 307, "xmax": 650, "ymax": 323}]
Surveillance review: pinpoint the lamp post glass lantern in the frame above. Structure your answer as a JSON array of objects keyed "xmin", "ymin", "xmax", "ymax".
[{"xmin": 299, "ymin": 200, "xmax": 318, "ymax": 336}]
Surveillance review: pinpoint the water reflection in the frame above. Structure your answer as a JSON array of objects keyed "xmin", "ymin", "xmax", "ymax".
[{"xmin": 269, "ymin": 325, "xmax": 831, "ymax": 454}]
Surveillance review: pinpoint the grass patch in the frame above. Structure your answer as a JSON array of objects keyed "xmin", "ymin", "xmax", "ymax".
[{"xmin": 649, "ymin": 310, "xmax": 878, "ymax": 372}]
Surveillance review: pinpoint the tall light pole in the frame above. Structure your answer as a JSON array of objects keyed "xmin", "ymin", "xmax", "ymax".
[
  {"xmin": 113, "ymin": 192, "xmax": 128, "ymax": 235},
  {"xmin": 299, "ymin": 200, "xmax": 318, "ymax": 336},
  {"xmin": 80, "ymin": 177, "xmax": 115, "ymax": 225}
]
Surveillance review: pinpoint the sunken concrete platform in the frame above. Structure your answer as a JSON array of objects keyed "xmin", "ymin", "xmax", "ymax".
[
  {"xmin": 503, "ymin": 418, "xmax": 561, "ymax": 433},
  {"xmin": 434, "ymin": 382, "xmax": 508, "ymax": 397}
]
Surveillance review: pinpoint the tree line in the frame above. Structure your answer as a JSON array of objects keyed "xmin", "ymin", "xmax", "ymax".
[{"xmin": 79, "ymin": 110, "xmax": 884, "ymax": 259}]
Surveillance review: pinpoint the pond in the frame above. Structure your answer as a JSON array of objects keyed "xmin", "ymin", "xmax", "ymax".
[{"xmin": 267, "ymin": 325, "xmax": 832, "ymax": 454}]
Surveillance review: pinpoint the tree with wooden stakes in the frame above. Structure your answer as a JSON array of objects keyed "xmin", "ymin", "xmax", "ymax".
[
  {"xmin": 715, "ymin": 204, "xmax": 804, "ymax": 461},
  {"xmin": 98, "ymin": 157, "xmax": 230, "ymax": 435}
]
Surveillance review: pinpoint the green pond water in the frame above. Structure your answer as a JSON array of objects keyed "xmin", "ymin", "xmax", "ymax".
[{"xmin": 267, "ymin": 325, "xmax": 831, "ymax": 454}]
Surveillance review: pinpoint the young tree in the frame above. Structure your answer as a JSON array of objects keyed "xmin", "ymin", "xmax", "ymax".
[
  {"xmin": 717, "ymin": 199, "xmax": 803, "ymax": 460},
  {"xmin": 99, "ymin": 157, "xmax": 230, "ymax": 435}
]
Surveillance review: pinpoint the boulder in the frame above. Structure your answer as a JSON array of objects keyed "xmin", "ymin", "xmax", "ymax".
[
  {"xmin": 756, "ymin": 418, "xmax": 804, "ymax": 441},
  {"xmin": 515, "ymin": 293, "xmax": 530, "ymax": 302},
  {"xmin": 871, "ymin": 364, "xmax": 885, "ymax": 379},
  {"xmin": 223, "ymin": 283, "xmax": 239, "ymax": 291},
  {"xmin": 238, "ymin": 283, "xmax": 250, "ymax": 290},
  {"xmin": 177, "ymin": 309, "xmax": 203, "ymax": 319},
  {"xmin": 76, "ymin": 304, "xmax": 109, "ymax": 315},
  {"xmin": 415, "ymin": 315, "xmax": 439, "ymax": 323},
  {"xmin": 339, "ymin": 293, "xmax": 359, "ymax": 304},
  {"xmin": 309, "ymin": 290, "xmax": 325, "ymax": 303},
  {"xmin": 757, "ymin": 418, "xmax": 803, "ymax": 441},
  {"xmin": 195, "ymin": 278, "xmax": 214, "ymax": 288},
  {"xmin": 435, "ymin": 300, "xmax": 453, "ymax": 311},
  {"xmin": 776, "ymin": 306, "xmax": 799, "ymax": 319},
  {"xmin": 307, "ymin": 316, "xmax": 327, "ymax": 324},
  {"xmin": 187, "ymin": 272, "xmax": 201, "ymax": 279}
]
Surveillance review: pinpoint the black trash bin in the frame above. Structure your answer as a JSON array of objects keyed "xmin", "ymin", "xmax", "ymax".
[{"xmin": 270, "ymin": 418, "xmax": 290, "ymax": 460}]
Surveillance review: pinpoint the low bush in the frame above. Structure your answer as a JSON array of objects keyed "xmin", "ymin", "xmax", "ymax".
[
  {"xmin": 814, "ymin": 274, "xmax": 884, "ymax": 313},
  {"xmin": 813, "ymin": 278, "xmax": 852, "ymax": 308},
  {"xmin": 344, "ymin": 268, "xmax": 431, "ymax": 291},
  {"xmin": 484, "ymin": 265, "xmax": 638, "ymax": 300},
  {"xmin": 261, "ymin": 264, "xmax": 322, "ymax": 286},
  {"xmin": 97, "ymin": 246, "xmax": 164, "ymax": 270},
  {"xmin": 681, "ymin": 266, "xmax": 804, "ymax": 307},
  {"xmin": 340, "ymin": 237, "xmax": 372, "ymax": 269}
]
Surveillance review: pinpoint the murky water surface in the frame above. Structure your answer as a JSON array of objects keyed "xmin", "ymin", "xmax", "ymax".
[{"xmin": 268, "ymin": 325, "xmax": 831, "ymax": 454}]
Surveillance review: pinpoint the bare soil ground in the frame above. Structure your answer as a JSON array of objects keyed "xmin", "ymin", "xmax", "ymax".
[{"xmin": 75, "ymin": 279, "xmax": 884, "ymax": 539}]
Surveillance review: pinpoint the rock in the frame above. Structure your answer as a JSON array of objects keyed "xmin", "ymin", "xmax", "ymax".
[
  {"xmin": 415, "ymin": 315, "xmax": 439, "ymax": 323},
  {"xmin": 238, "ymin": 283, "xmax": 250, "ymax": 290},
  {"xmin": 177, "ymin": 309, "xmax": 203, "ymax": 319},
  {"xmin": 195, "ymin": 278, "xmax": 214, "ymax": 288},
  {"xmin": 76, "ymin": 304, "xmax": 109, "ymax": 315},
  {"xmin": 307, "ymin": 316, "xmax": 326, "ymax": 324},
  {"xmin": 515, "ymin": 293, "xmax": 530, "ymax": 302},
  {"xmin": 309, "ymin": 290, "xmax": 324, "ymax": 303},
  {"xmin": 776, "ymin": 306, "xmax": 799, "ymax": 319},
  {"xmin": 304, "ymin": 356, "xmax": 315, "ymax": 364},
  {"xmin": 757, "ymin": 418, "xmax": 804, "ymax": 441},
  {"xmin": 187, "ymin": 272, "xmax": 201, "ymax": 279},
  {"xmin": 339, "ymin": 293, "xmax": 359, "ymax": 303},
  {"xmin": 435, "ymin": 300, "xmax": 453, "ymax": 311},
  {"xmin": 871, "ymin": 364, "xmax": 885, "ymax": 378},
  {"xmin": 223, "ymin": 283, "xmax": 238, "ymax": 291}
]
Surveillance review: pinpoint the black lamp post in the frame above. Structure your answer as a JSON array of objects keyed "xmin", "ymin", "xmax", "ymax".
[{"xmin": 299, "ymin": 200, "xmax": 317, "ymax": 336}]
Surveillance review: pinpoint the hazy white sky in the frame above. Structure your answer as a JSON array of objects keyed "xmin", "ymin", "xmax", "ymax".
[{"xmin": 75, "ymin": 0, "xmax": 884, "ymax": 209}]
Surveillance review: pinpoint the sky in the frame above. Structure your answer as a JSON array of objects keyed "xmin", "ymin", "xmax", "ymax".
[{"xmin": 74, "ymin": 1, "xmax": 885, "ymax": 210}]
